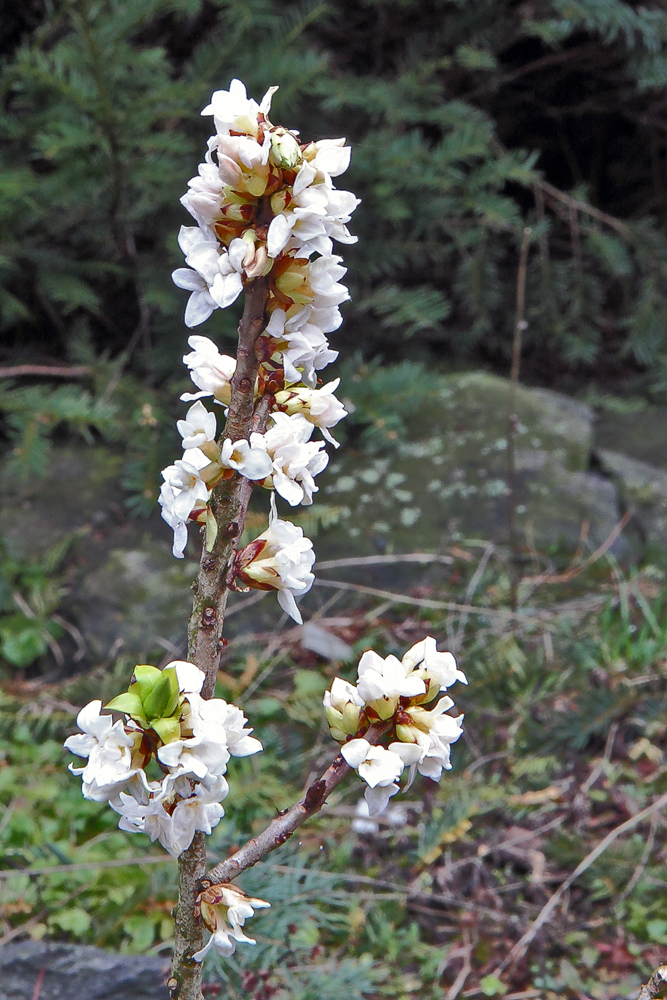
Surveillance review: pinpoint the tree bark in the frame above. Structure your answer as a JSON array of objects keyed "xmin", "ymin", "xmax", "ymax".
[{"xmin": 170, "ymin": 276, "xmax": 269, "ymax": 1000}]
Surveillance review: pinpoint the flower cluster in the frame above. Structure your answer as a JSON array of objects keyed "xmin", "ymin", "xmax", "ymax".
[
  {"xmin": 324, "ymin": 638, "xmax": 467, "ymax": 816},
  {"xmin": 193, "ymin": 881, "xmax": 270, "ymax": 962},
  {"xmin": 161, "ymin": 79, "xmax": 357, "ymax": 624},
  {"xmin": 64, "ymin": 661, "xmax": 261, "ymax": 858}
]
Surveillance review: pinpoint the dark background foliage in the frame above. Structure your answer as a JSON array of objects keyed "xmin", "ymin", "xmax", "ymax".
[{"xmin": 1, "ymin": 0, "xmax": 667, "ymax": 391}]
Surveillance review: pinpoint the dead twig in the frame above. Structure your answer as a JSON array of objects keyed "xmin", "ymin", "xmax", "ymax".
[
  {"xmin": 316, "ymin": 552, "xmax": 454, "ymax": 570},
  {"xmin": 493, "ymin": 790, "xmax": 667, "ymax": 976},
  {"xmin": 507, "ymin": 226, "xmax": 532, "ymax": 613},
  {"xmin": 313, "ymin": 577, "xmax": 534, "ymax": 621},
  {"xmin": 521, "ymin": 509, "xmax": 634, "ymax": 591},
  {"xmin": 617, "ymin": 810, "xmax": 658, "ymax": 904},
  {"xmin": 443, "ymin": 937, "xmax": 473, "ymax": 1000},
  {"xmin": 0, "ymin": 365, "xmax": 91, "ymax": 379}
]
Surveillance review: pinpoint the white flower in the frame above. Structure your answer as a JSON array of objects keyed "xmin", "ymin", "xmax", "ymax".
[
  {"xmin": 237, "ymin": 514, "xmax": 315, "ymax": 624},
  {"xmin": 172, "ymin": 227, "xmax": 224, "ymax": 327},
  {"xmin": 179, "ymin": 165, "xmax": 224, "ymax": 230},
  {"xmin": 112, "ymin": 773, "xmax": 228, "ymax": 858},
  {"xmin": 340, "ymin": 739, "xmax": 406, "ymax": 816},
  {"xmin": 311, "ymin": 137, "xmax": 352, "ymax": 177},
  {"xmin": 351, "ymin": 797, "xmax": 379, "ymax": 835},
  {"xmin": 158, "ymin": 483, "xmax": 189, "ymax": 558},
  {"xmin": 181, "ymin": 335, "xmax": 237, "ymax": 404},
  {"xmin": 175, "ymin": 236, "xmax": 246, "ymax": 325},
  {"xmin": 274, "ymin": 378, "xmax": 347, "ymax": 446},
  {"xmin": 173, "ymin": 660, "xmax": 206, "ymax": 694},
  {"xmin": 394, "ymin": 700, "xmax": 465, "ymax": 781},
  {"xmin": 265, "ymin": 307, "xmax": 338, "ymax": 385},
  {"xmin": 177, "ymin": 401, "xmax": 217, "ymax": 450},
  {"xmin": 217, "ymin": 701, "xmax": 263, "ymax": 757},
  {"xmin": 262, "ymin": 412, "xmax": 329, "ymax": 505},
  {"xmin": 157, "ymin": 695, "xmax": 231, "ymax": 784},
  {"xmin": 220, "ymin": 437, "xmax": 273, "ymax": 481},
  {"xmin": 401, "ymin": 636, "xmax": 467, "ymax": 698},
  {"xmin": 157, "ymin": 692, "xmax": 262, "ymax": 784},
  {"xmin": 323, "ymin": 677, "xmax": 364, "ymax": 740},
  {"xmin": 160, "ymin": 448, "xmax": 210, "ymax": 522},
  {"xmin": 202, "ymin": 78, "xmax": 277, "ymax": 140},
  {"xmin": 193, "ymin": 883, "xmax": 271, "ymax": 962},
  {"xmin": 64, "ymin": 700, "xmax": 140, "ymax": 803},
  {"xmin": 356, "ymin": 650, "xmax": 426, "ymax": 720}
]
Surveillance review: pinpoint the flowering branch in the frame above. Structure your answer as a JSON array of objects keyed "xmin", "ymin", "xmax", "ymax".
[
  {"xmin": 186, "ymin": 280, "xmax": 270, "ymax": 699},
  {"xmin": 62, "ymin": 77, "xmax": 469, "ymax": 1000}
]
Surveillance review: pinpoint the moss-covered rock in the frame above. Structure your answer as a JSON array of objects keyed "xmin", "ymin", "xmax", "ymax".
[{"xmin": 316, "ymin": 372, "xmax": 626, "ymax": 561}]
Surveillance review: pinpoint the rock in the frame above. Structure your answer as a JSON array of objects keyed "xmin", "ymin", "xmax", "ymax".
[
  {"xmin": 595, "ymin": 403, "xmax": 667, "ymax": 468},
  {"xmin": 0, "ymin": 940, "xmax": 169, "ymax": 1000},
  {"xmin": 3, "ymin": 373, "xmax": 658, "ymax": 669},
  {"xmin": 596, "ymin": 449, "xmax": 667, "ymax": 554},
  {"xmin": 316, "ymin": 372, "xmax": 631, "ymax": 564}
]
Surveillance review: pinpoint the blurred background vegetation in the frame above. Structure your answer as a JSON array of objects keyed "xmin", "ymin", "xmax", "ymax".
[{"xmin": 2, "ymin": 1, "xmax": 667, "ymax": 998}]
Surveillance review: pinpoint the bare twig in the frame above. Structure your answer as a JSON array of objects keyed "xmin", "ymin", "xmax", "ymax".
[
  {"xmin": 443, "ymin": 938, "xmax": 473, "ymax": 1000},
  {"xmin": 618, "ymin": 810, "xmax": 657, "ymax": 904},
  {"xmin": 0, "ymin": 365, "xmax": 91, "ymax": 379},
  {"xmin": 0, "ymin": 855, "xmax": 171, "ymax": 879},
  {"xmin": 507, "ymin": 226, "xmax": 532, "ymax": 613},
  {"xmin": 316, "ymin": 552, "xmax": 454, "ymax": 570},
  {"xmin": 493, "ymin": 790, "xmax": 667, "ymax": 976},
  {"xmin": 451, "ymin": 542, "xmax": 495, "ymax": 653},
  {"xmin": 186, "ymin": 290, "xmax": 271, "ymax": 699},
  {"xmin": 313, "ymin": 577, "xmax": 534, "ymax": 621},
  {"xmin": 521, "ymin": 509, "xmax": 634, "ymax": 591}
]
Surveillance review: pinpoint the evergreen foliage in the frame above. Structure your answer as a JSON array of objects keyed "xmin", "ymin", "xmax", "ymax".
[{"xmin": 0, "ymin": 0, "xmax": 666, "ymax": 396}]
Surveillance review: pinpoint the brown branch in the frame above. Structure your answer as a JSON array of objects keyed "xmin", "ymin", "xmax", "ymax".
[
  {"xmin": 207, "ymin": 725, "xmax": 388, "ymax": 885},
  {"xmin": 186, "ymin": 279, "xmax": 270, "ymax": 697},
  {"xmin": 0, "ymin": 365, "xmax": 92, "ymax": 379},
  {"xmin": 637, "ymin": 966, "xmax": 667, "ymax": 1000},
  {"xmin": 170, "ymin": 833, "xmax": 207, "ymax": 1000},
  {"xmin": 171, "ymin": 276, "xmax": 270, "ymax": 1000},
  {"xmin": 224, "ymin": 276, "xmax": 269, "ymax": 445},
  {"xmin": 207, "ymin": 753, "xmax": 351, "ymax": 884}
]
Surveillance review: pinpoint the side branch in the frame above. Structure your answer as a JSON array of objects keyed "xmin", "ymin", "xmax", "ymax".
[
  {"xmin": 207, "ymin": 725, "xmax": 388, "ymax": 885},
  {"xmin": 207, "ymin": 753, "xmax": 351, "ymax": 884}
]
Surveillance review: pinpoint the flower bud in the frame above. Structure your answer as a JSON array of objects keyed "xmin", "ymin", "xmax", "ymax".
[
  {"xmin": 323, "ymin": 678, "xmax": 364, "ymax": 740},
  {"xmin": 269, "ymin": 130, "xmax": 301, "ymax": 169}
]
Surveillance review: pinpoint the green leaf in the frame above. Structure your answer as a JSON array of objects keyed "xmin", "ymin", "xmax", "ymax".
[
  {"xmin": 49, "ymin": 907, "xmax": 91, "ymax": 936},
  {"xmin": 205, "ymin": 514, "xmax": 218, "ymax": 552},
  {"xmin": 142, "ymin": 672, "xmax": 173, "ymax": 720},
  {"xmin": 160, "ymin": 666, "xmax": 181, "ymax": 719},
  {"xmin": 0, "ymin": 620, "xmax": 47, "ymax": 667},
  {"xmin": 480, "ymin": 976, "xmax": 508, "ymax": 996},
  {"xmin": 105, "ymin": 691, "xmax": 145, "ymax": 718},
  {"xmin": 151, "ymin": 716, "xmax": 181, "ymax": 744},
  {"xmin": 133, "ymin": 663, "xmax": 163, "ymax": 702}
]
